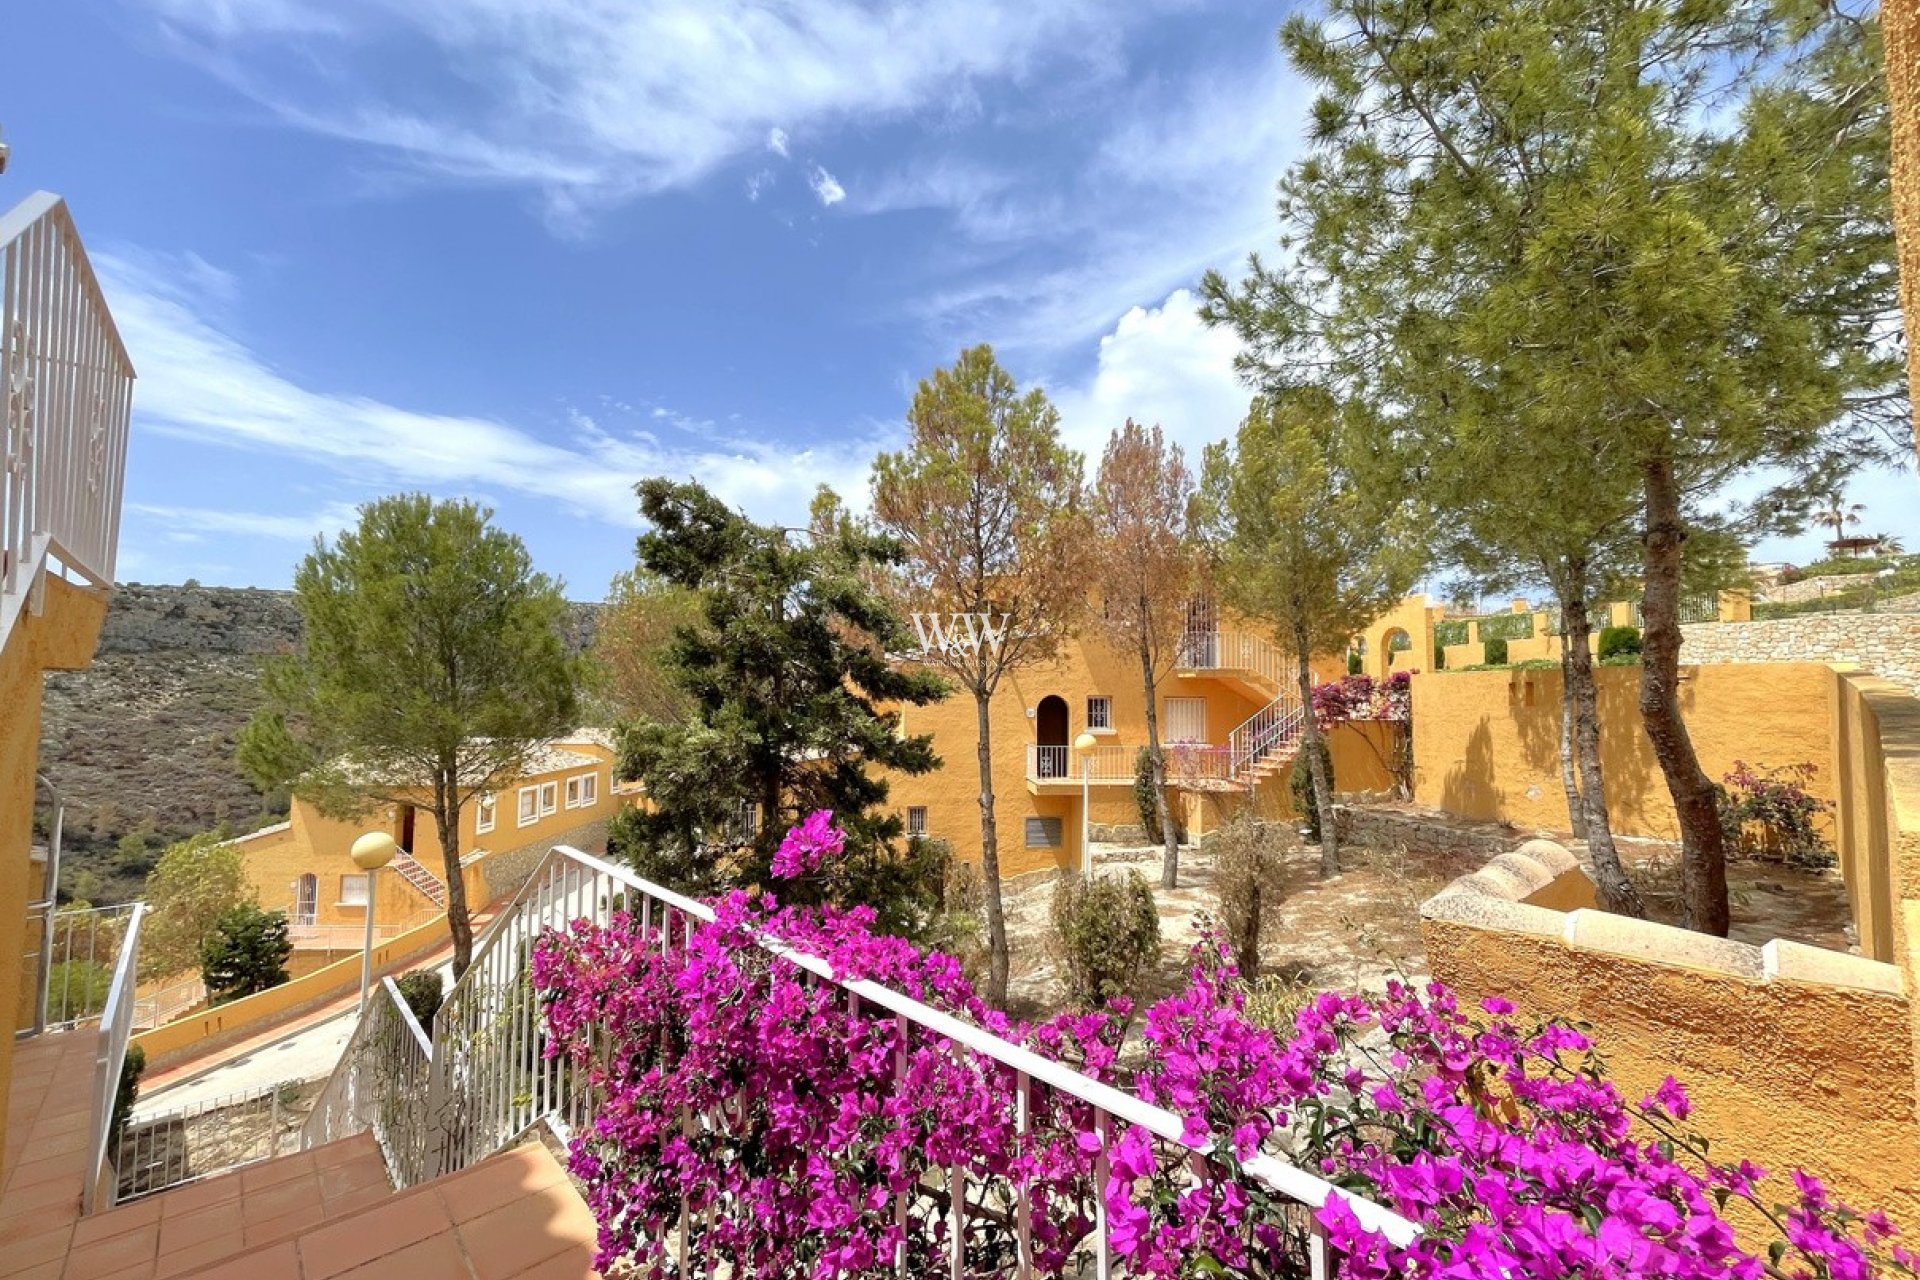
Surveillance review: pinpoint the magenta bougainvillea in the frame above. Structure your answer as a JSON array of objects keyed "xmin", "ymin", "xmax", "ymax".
[
  {"xmin": 1311, "ymin": 671, "xmax": 1412, "ymax": 727},
  {"xmin": 535, "ymin": 813, "xmax": 1910, "ymax": 1278}
]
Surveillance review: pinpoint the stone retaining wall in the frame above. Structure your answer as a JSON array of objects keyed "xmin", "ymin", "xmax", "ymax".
[
  {"xmin": 1680, "ymin": 613, "xmax": 1920, "ymax": 694},
  {"xmin": 478, "ymin": 816, "xmax": 612, "ymax": 902},
  {"xmin": 1333, "ymin": 803, "xmax": 1514, "ymax": 859}
]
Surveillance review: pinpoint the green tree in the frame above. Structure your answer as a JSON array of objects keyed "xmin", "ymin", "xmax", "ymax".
[
  {"xmin": 587, "ymin": 569, "xmax": 702, "ymax": 726},
  {"xmin": 1090, "ymin": 421, "xmax": 1203, "ymax": 889},
  {"xmin": 141, "ymin": 831, "xmax": 255, "ymax": 981},
  {"xmin": 238, "ymin": 495, "xmax": 580, "ymax": 976},
  {"xmin": 611, "ymin": 479, "xmax": 952, "ymax": 939},
  {"xmin": 870, "ymin": 346, "xmax": 1090, "ymax": 1006},
  {"xmin": 1195, "ymin": 391, "xmax": 1420, "ymax": 876},
  {"xmin": 1204, "ymin": 0, "xmax": 1898, "ymax": 934},
  {"xmin": 199, "ymin": 904, "xmax": 293, "ymax": 1006}
]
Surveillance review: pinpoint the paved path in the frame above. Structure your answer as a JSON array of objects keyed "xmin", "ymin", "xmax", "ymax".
[{"xmin": 134, "ymin": 953, "xmax": 459, "ymax": 1118}]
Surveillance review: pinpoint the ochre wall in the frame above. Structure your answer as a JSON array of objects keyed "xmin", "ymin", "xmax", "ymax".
[
  {"xmin": 1, "ymin": 577, "xmax": 110, "ymax": 1178},
  {"xmin": 886, "ymin": 620, "xmax": 1351, "ymax": 877},
  {"xmin": 1412, "ymin": 662, "xmax": 1839, "ymax": 841}
]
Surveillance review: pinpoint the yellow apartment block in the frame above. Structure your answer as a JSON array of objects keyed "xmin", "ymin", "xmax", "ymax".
[
  {"xmin": 884, "ymin": 606, "xmax": 1397, "ymax": 878},
  {"xmin": 225, "ymin": 733, "xmax": 627, "ymax": 966}
]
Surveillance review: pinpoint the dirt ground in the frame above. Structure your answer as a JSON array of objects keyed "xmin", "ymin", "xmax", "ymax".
[{"xmin": 998, "ymin": 819, "xmax": 1857, "ymax": 1022}]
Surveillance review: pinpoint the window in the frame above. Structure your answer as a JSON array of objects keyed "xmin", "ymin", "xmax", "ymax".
[
  {"xmin": 1086, "ymin": 696, "xmax": 1113, "ymax": 731},
  {"xmin": 1164, "ymin": 696, "xmax": 1209, "ymax": 743},
  {"xmin": 476, "ymin": 792, "xmax": 496, "ymax": 834},
  {"xmin": 735, "ymin": 801, "xmax": 759, "ymax": 842},
  {"xmin": 539, "ymin": 781, "xmax": 558, "ymax": 816},
  {"xmin": 566, "ymin": 777, "xmax": 582, "ymax": 808},
  {"xmin": 907, "ymin": 807, "xmax": 928, "ymax": 839},
  {"xmin": 340, "ymin": 873, "xmax": 370, "ymax": 907},
  {"xmin": 1024, "ymin": 816, "xmax": 1063, "ymax": 848},
  {"xmin": 294, "ymin": 873, "xmax": 318, "ymax": 926},
  {"xmin": 518, "ymin": 786, "xmax": 539, "ymax": 826},
  {"xmin": 566, "ymin": 772, "xmax": 599, "ymax": 809}
]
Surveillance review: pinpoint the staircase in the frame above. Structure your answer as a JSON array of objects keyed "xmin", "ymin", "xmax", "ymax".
[
  {"xmin": 390, "ymin": 849, "xmax": 447, "ymax": 909},
  {"xmin": 1178, "ymin": 629, "xmax": 1310, "ymax": 787}
]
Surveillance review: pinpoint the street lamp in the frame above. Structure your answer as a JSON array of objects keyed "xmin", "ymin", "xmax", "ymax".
[
  {"xmin": 350, "ymin": 831, "xmax": 397, "ymax": 1014},
  {"xmin": 1073, "ymin": 731, "xmax": 1098, "ymax": 880}
]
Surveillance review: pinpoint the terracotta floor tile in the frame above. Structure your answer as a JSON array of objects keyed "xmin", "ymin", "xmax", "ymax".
[
  {"xmin": 310, "ymin": 1140, "xmax": 377, "ymax": 1172},
  {"xmin": 240, "ymin": 1157, "xmax": 314, "ymax": 1195},
  {"xmin": 1, "ymin": 1174, "xmax": 81, "ymax": 1217},
  {"xmin": 0, "ymin": 1224, "xmax": 75, "ymax": 1276},
  {"xmin": 184, "ymin": 1241, "xmax": 298, "ymax": 1280},
  {"xmin": 150, "ymin": 1177, "xmax": 242, "ymax": 1219},
  {"xmin": 435, "ymin": 1152, "xmax": 566, "ymax": 1226},
  {"xmin": 296, "ymin": 1192, "xmax": 452, "ymax": 1279},
  {"xmin": 313, "ymin": 1184, "xmax": 391, "ymax": 1219},
  {"xmin": 495, "ymin": 1241, "xmax": 599, "ymax": 1280},
  {"xmin": 457, "ymin": 1188, "xmax": 595, "ymax": 1280},
  {"xmin": 63, "ymin": 1226, "xmax": 160, "ymax": 1280},
  {"xmin": 334, "ymin": 1230, "xmax": 471, "ymax": 1280},
  {"xmin": 72, "ymin": 1198, "xmax": 164, "ymax": 1248},
  {"xmin": 89, "ymin": 1261, "xmax": 156, "ymax": 1280},
  {"xmin": 152, "ymin": 1231, "xmax": 251, "ymax": 1280},
  {"xmin": 241, "ymin": 1178, "xmax": 323, "ymax": 1227},
  {"xmin": 156, "ymin": 1204, "xmax": 246, "ymax": 1259},
  {"xmin": 313, "ymin": 1166, "xmax": 380, "ymax": 1205},
  {"xmin": 241, "ymin": 1199, "xmax": 329, "ymax": 1248},
  {"xmin": 0, "ymin": 1263, "xmax": 62, "ymax": 1280}
]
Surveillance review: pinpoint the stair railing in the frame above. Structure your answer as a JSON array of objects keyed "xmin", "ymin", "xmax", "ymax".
[
  {"xmin": 1226, "ymin": 693, "xmax": 1308, "ymax": 779},
  {"xmin": 307, "ymin": 844, "xmax": 1419, "ymax": 1273},
  {"xmin": 83, "ymin": 902, "xmax": 144, "ymax": 1212}
]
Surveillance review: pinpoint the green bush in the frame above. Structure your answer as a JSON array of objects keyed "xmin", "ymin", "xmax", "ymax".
[
  {"xmin": 395, "ymin": 970, "xmax": 445, "ymax": 1031},
  {"xmin": 1433, "ymin": 619, "xmax": 1469, "ymax": 648},
  {"xmin": 111, "ymin": 1044, "xmax": 146, "ymax": 1157},
  {"xmin": 1050, "ymin": 870, "xmax": 1161, "ymax": 1011},
  {"xmin": 1433, "ymin": 643, "xmax": 1446, "ymax": 671},
  {"xmin": 1289, "ymin": 738, "xmax": 1335, "ymax": 840},
  {"xmin": 200, "ymin": 905, "xmax": 293, "ymax": 1006},
  {"xmin": 925, "ymin": 851, "xmax": 989, "ymax": 990},
  {"xmin": 1212, "ymin": 814, "xmax": 1285, "ymax": 980},
  {"xmin": 1133, "ymin": 748, "xmax": 1165, "ymax": 846},
  {"xmin": 1478, "ymin": 612, "xmax": 1535, "ymax": 643},
  {"xmin": 1483, "ymin": 635, "xmax": 1509, "ymax": 666},
  {"xmin": 1346, "ymin": 650, "xmax": 1363, "ymax": 676},
  {"xmin": 1598, "ymin": 625, "xmax": 1643, "ymax": 660},
  {"xmin": 46, "ymin": 959, "xmax": 114, "ymax": 1021}
]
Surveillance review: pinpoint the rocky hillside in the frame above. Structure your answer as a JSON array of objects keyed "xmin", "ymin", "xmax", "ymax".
[{"xmin": 38, "ymin": 583, "xmax": 600, "ymax": 904}]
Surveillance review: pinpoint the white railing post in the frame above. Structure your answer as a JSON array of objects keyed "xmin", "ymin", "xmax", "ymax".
[{"xmin": 83, "ymin": 902, "xmax": 144, "ymax": 1214}]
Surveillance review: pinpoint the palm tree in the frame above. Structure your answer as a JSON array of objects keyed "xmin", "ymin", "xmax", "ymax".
[{"xmin": 1815, "ymin": 492, "xmax": 1868, "ymax": 556}]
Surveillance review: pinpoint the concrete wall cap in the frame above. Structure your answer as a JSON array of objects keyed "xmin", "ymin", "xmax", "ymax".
[
  {"xmin": 1761, "ymin": 939, "xmax": 1904, "ymax": 996},
  {"xmin": 1512, "ymin": 838, "xmax": 1580, "ymax": 876},
  {"xmin": 1486, "ymin": 851, "xmax": 1556, "ymax": 896},
  {"xmin": 1562, "ymin": 908, "xmax": 1766, "ymax": 979},
  {"xmin": 1420, "ymin": 890, "xmax": 1568, "ymax": 940}
]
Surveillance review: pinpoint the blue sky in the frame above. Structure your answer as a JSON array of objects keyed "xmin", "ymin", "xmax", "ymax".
[{"xmin": 5, "ymin": 0, "xmax": 1913, "ymax": 598}]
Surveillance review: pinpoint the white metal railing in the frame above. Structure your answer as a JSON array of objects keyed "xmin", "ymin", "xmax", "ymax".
[
  {"xmin": 0, "ymin": 191, "xmax": 134, "ymax": 618},
  {"xmin": 131, "ymin": 974, "xmax": 207, "ymax": 1030},
  {"xmin": 84, "ymin": 901, "xmax": 144, "ymax": 1213},
  {"xmin": 1176, "ymin": 629, "xmax": 1289, "ymax": 691},
  {"xmin": 1227, "ymin": 693, "xmax": 1308, "ymax": 779},
  {"xmin": 306, "ymin": 845, "xmax": 1418, "ymax": 1272},
  {"xmin": 1025, "ymin": 743, "xmax": 1140, "ymax": 784},
  {"xmin": 116, "ymin": 1078, "xmax": 315, "ymax": 1202},
  {"xmin": 31, "ymin": 902, "xmax": 139, "ymax": 1030},
  {"xmin": 300, "ymin": 976, "xmax": 436, "ymax": 1187}
]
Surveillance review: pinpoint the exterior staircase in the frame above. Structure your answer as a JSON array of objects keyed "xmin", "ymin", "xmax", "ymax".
[
  {"xmin": 390, "ymin": 850, "xmax": 448, "ymax": 909},
  {"xmin": 1177, "ymin": 628, "xmax": 1310, "ymax": 787}
]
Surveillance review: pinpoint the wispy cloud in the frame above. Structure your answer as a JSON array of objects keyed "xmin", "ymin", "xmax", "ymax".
[
  {"xmin": 809, "ymin": 166, "xmax": 847, "ymax": 207},
  {"xmin": 128, "ymin": 499, "xmax": 364, "ymax": 542},
  {"xmin": 96, "ymin": 248, "xmax": 892, "ymax": 530},
  {"xmin": 136, "ymin": 0, "xmax": 1163, "ymax": 224}
]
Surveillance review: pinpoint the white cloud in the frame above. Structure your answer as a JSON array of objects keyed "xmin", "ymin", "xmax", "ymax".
[
  {"xmin": 1050, "ymin": 288, "xmax": 1248, "ymax": 468},
  {"xmin": 127, "ymin": 500, "xmax": 364, "ymax": 542},
  {"xmin": 96, "ymin": 248, "xmax": 890, "ymax": 531},
  {"xmin": 745, "ymin": 170, "xmax": 775, "ymax": 201},
  {"xmin": 136, "ymin": 0, "xmax": 1157, "ymax": 221},
  {"xmin": 809, "ymin": 166, "xmax": 847, "ymax": 207}
]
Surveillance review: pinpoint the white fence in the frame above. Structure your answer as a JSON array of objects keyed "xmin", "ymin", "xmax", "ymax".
[
  {"xmin": 117, "ymin": 1079, "xmax": 316, "ymax": 1202},
  {"xmin": 85, "ymin": 902, "xmax": 144, "ymax": 1213},
  {"xmin": 0, "ymin": 191, "xmax": 134, "ymax": 603},
  {"xmin": 1177, "ymin": 629, "xmax": 1289, "ymax": 690},
  {"xmin": 303, "ymin": 845, "xmax": 1417, "ymax": 1275},
  {"xmin": 1026, "ymin": 742, "xmax": 1140, "ymax": 784}
]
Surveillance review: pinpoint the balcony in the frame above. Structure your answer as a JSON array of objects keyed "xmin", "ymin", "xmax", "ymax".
[
  {"xmin": 1173, "ymin": 629, "xmax": 1287, "ymax": 700},
  {"xmin": 1025, "ymin": 742, "xmax": 1138, "ymax": 788}
]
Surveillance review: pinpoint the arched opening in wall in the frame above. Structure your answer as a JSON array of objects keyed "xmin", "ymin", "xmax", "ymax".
[
  {"xmin": 1035, "ymin": 695, "xmax": 1070, "ymax": 778},
  {"xmin": 294, "ymin": 873, "xmax": 318, "ymax": 927},
  {"xmin": 1382, "ymin": 628, "xmax": 1413, "ymax": 671}
]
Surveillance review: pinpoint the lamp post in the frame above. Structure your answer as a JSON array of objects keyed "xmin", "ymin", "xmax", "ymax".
[
  {"xmin": 350, "ymin": 831, "xmax": 397, "ymax": 1015},
  {"xmin": 1073, "ymin": 731, "xmax": 1098, "ymax": 880}
]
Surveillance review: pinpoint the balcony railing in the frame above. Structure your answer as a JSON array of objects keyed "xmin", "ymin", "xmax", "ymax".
[
  {"xmin": 1025, "ymin": 742, "xmax": 1141, "ymax": 784},
  {"xmin": 84, "ymin": 901, "xmax": 144, "ymax": 1213},
  {"xmin": 0, "ymin": 191, "xmax": 134, "ymax": 607},
  {"xmin": 304, "ymin": 845, "xmax": 1419, "ymax": 1273},
  {"xmin": 1176, "ymin": 629, "xmax": 1288, "ymax": 690}
]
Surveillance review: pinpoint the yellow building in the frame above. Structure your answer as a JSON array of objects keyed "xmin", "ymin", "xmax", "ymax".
[
  {"xmin": 886, "ymin": 606, "xmax": 1384, "ymax": 877},
  {"xmin": 225, "ymin": 733, "xmax": 626, "ymax": 964}
]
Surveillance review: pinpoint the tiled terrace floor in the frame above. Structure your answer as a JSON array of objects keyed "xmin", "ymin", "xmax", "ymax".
[{"xmin": 3, "ymin": 1031, "xmax": 602, "ymax": 1278}]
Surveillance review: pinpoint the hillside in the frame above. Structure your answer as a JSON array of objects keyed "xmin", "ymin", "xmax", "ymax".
[{"xmin": 37, "ymin": 582, "xmax": 600, "ymax": 905}]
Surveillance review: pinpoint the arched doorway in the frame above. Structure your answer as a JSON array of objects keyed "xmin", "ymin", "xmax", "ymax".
[
  {"xmin": 1381, "ymin": 627, "xmax": 1413, "ymax": 672},
  {"xmin": 1035, "ymin": 695, "xmax": 1070, "ymax": 778}
]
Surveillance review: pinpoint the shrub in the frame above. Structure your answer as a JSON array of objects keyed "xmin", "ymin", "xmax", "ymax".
[
  {"xmin": 46, "ymin": 959, "xmax": 114, "ymax": 1020},
  {"xmin": 395, "ymin": 970, "xmax": 445, "ymax": 1031},
  {"xmin": 1050, "ymin": 870, "xmax": 1161, "ymax": 1011},
  {"xmin": 1211, "ymin": 814, "xmax": 1284, "ymax": 979},
  {"xmin": 1598, "ymin": 624, "xmax": 1642, "ymax": 660},
  {"xmin": 1716, "ymin": 761, "xmax": 1836, "ymax": 869},
  {"xmin": 110, "ymin": 1044, "xmax": 145, "ymax": 1158},
  {"xmin": 1483, "ymin": 635, "xmax": 1509, "ymax": 666},
  {"xmin": 923, "ymin": 845, "xmax": 989, "ymax": 989},
  {"xmin": 1433, "ymin": 619, "xmax": 1469, "ymax": 648},
  {"xmin": 1477, "ymin": 611, "xmax": 1535, "ymax": 643},
  {"xmin": 1346, "ymin": 649, "xmax": 1362, "ymax": 675},
  {"xmin": 1289, "ymin": 737, "xmax": 1334, "ymax": 840},
  {"xmin": 1133, "ymin": 747, "xmax": 1165, "ymax": 846},
  {"xmin": 199, "ymin": 905, "xmax": 292, "ymax": 1006},
  {"xmin": 1432, "ymin": 642, "xmax": 1446, "ymax": 670}
]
